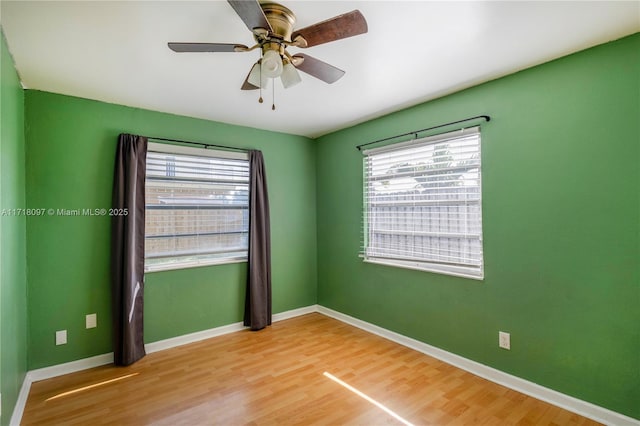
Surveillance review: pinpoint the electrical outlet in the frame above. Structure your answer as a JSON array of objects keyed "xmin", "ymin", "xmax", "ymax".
[
  {"xmin": 56, "ymin": 330, "xmax": 67, "ymax": 345},
  {"xmin": 499, "ymin": 331, "xmax": 510, "ymax": 350},
  {"xmin": 86, "ymin": 313, "xmax": 97, "ymax": 329}
]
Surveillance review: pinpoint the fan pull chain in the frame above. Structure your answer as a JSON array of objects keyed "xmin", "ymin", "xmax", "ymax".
[
  {"xmin": 258, "ymin": 55, "xmax": 264, "ymax": 104},
  {"xmin": 272, "ymin": 79, "xmax": 276, "ymax": 111}
]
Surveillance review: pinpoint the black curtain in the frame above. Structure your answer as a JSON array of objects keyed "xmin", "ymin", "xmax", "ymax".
[
  {"xmin": 111, "ymin": 133, "xmax": 147, "ymax": 366},
  {"xmin": 244, "ymin": 150, "xmax": 272, "ymax": 330}
]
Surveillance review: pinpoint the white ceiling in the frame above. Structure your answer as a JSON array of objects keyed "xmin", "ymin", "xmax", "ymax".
[{"xmin": 1, "ymin": 1, "xmax": 638, "ymax": 138}]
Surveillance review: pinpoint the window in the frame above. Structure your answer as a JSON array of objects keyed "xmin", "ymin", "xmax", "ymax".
[
  {"xmin": 362, "ymin": 127, "xmax": 484, "ymax": 279},
  {"xmin": 145, "ymin": 143, "xmax": 249, "ymax": 272}
]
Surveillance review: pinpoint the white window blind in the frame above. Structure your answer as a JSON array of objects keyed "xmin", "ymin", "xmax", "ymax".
[
  {"xmin": 145, "ymin": 143, "xmax": 249, "ymax": 272},
  {"xmin": 362, "ymin": 127, "xmax": 484, "ymax": 279}
]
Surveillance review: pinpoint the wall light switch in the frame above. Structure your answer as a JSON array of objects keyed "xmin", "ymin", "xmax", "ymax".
[
  {"xmin": 86, "ymin": 313, "xmax": 97, "ymax": 329},
  {"xmin": 56, "ymin": 330, "xmax": 67, "ymax": 345}
]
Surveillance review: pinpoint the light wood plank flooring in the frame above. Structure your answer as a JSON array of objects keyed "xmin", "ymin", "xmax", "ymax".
[{"xmin": 22, "ymin": 313, "xmax": 600, "ymax": 425}]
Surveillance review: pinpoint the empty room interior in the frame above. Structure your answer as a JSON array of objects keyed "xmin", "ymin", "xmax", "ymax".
[{"xmin": 1, "ymin": 1, "xmax": 639, "ymax": 425}]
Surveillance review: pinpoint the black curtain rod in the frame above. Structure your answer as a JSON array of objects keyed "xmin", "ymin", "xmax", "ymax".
[
  {"xmin": 356, "ymin": 115, "xmax": 491, "ymax": 151},
  {"xmin": 146, "ymin": 136, "xmax": 248, "ymax": 153}
]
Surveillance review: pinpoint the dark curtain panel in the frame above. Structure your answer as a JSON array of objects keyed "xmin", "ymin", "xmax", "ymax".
[
  {"xmin": 244, "ymin": 150, "xmax": 272, "ymax": 330},
  {"xmin": 111, "ymin": 133, "xmax": 147, "ymax": 366}
]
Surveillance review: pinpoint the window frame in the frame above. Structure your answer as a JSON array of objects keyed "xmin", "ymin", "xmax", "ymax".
[
  {"xmin": 361, "ymin": 127, "xmax": 484, "ymax": 280},
  {"xmin": 144, "ymin": 142, "xmax": 250, "ymax": 273}
]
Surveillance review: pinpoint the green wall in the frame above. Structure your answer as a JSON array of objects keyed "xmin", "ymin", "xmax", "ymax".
[
  {"xmin": 316, "ymin": 34, "xmax": 640, "ymax": 419},
  {"xmin": 0, "ymin": 31, "xmax": 27, "ymax": 425},
  {"xmin": 24, "ymin": 91, "xmax": 317, "ymax": 369}
]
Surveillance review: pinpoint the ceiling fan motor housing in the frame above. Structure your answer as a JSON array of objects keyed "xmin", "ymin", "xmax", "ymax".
[
  {"xmin": 257, "ymin": 2, "xmax": 296, "ymax": 78},
  {"xmin": 259, "ymin": 2, "xmax": 296, "ymax": 41}
]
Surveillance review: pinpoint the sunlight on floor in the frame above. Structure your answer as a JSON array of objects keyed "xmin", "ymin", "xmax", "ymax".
[
  {"xmin": 45, "ymin": 373, "xmax": 139, "ymax": 402},
  {"xmin": 323, "ymin": 371, "xmax": 414, "ymax": 426}
]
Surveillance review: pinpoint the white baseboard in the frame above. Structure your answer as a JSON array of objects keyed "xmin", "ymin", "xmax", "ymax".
[
  {"xmin": 10, "ymin": 304, "xmax": 638, "ymax": 426},
  {"xmin": 148, "ymin": 305, "xmax": 319, "ymax": 354},
  {"xmin": 317, "ymin": 305, "xmax": 640, "ymax": 426},
  {"xmin": 145, "ymin": 321, "xmax": 245, "ymax": 354},
  {"xmin": 27, "ymin": 353, "xmax": 114, "ymax": 383},
  {"xmin": 9, "ymin": 376, "xmax": 31, "ymax": 426},
  {"xmin": 272, "ymin": 304, "xmax": 318, "ymax": 322}
]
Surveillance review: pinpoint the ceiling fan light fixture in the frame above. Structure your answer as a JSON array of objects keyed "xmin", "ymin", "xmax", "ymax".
[
  {"xmin": 247, "ymin": 61, "xmax": 269, "ymax": 88},
  {"xmin": 281, "ymin": 61, "xmax": 301, "ymax": 88},
  {"xmin": 261, "ymin": 49, "xmax": 283, "ymax": 78}
]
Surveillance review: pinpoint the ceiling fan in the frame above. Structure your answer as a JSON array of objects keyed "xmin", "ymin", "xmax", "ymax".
[{"xmin": 168, "ymin": 0, "xmax": 368, "ymax": 107}]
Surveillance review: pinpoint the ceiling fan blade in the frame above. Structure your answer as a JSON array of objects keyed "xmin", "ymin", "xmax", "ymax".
[
  {"xmin": 227, "ymin": 0, "xmax": 273, "ymax": 33},
  {"xmin": 292, "ymin": 54, "xmax": 345, "ymax": 84},
  {"xmin": 241, "ymin": 67, "xmax": 259, "ymax": 90},
  {"xmin": 168, "ymin": 42, "xmax": 248, "ymax": 53},
  {"xmin": 291, "ymin": 10, "xmax": 367, "ymax": 48}
]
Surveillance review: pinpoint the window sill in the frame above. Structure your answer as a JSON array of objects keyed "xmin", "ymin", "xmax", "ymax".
[
  {"xmin": 362, "ymin": 257, "xmax": 484, "ymax": 281},
  {"xmin": 145, "ymin": 257, "xmax": 247, "ymax": 273}
]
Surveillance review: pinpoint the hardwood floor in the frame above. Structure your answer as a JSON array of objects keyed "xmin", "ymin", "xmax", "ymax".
[{"xmin": 22, "ymin": 313, "xmax": 600, "ymax": 425}]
